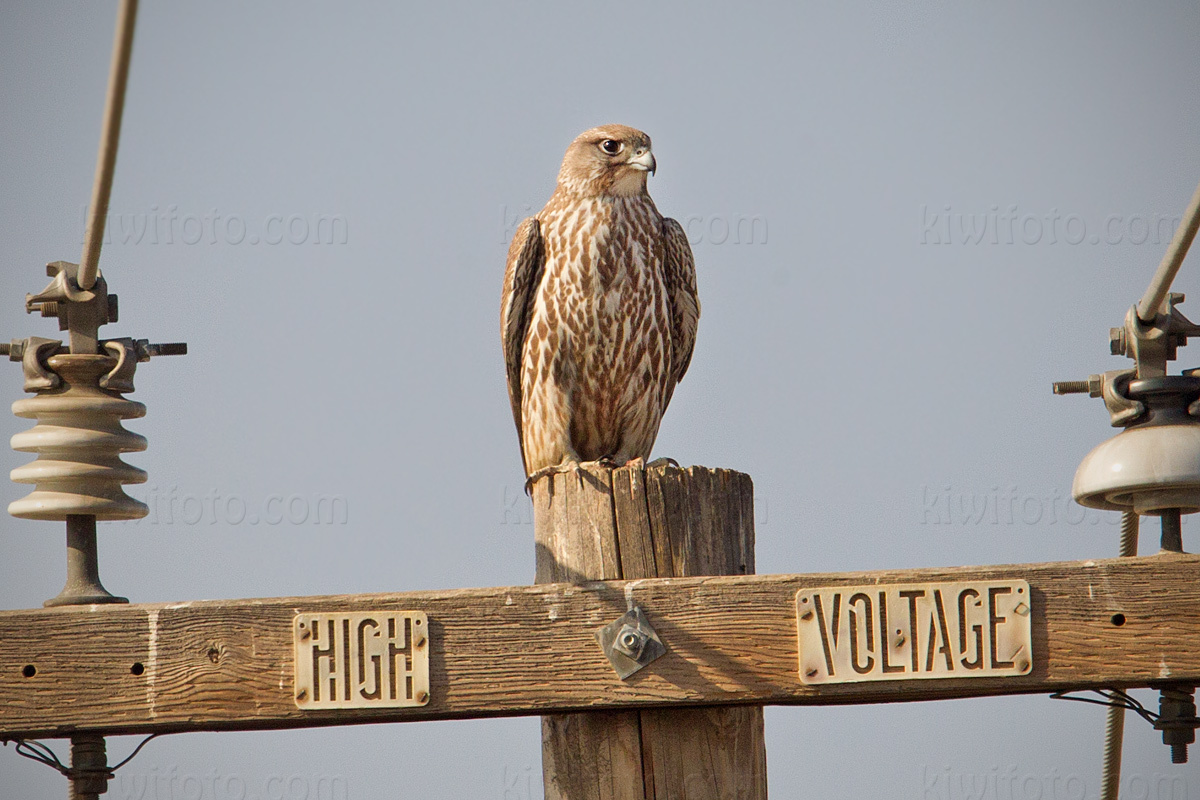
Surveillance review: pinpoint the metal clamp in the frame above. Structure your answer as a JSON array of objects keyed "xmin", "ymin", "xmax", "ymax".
[
  {"xmin": 1053, "ymin": 369, "xmax": 1144, "ymax": 427},
  {"xmin": 596, "ymin": 606, "xmax": 666, "ymax": 679}
]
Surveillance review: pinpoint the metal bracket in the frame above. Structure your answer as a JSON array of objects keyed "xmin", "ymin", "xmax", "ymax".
[
  {"xmin": 100, "ymin": 338, "xmax": 138, "ymax": 393},
  {"xmin": 1110, "ymin": 296, "xmax": 1200, "ymax": 378},
  {"xmin": 1057, "ymin": 295, "xmax": 1200, "ymax": 421},
  {"xmin": 1098, "ymin": 369, "xmax": 1143, "ymax": 427},
  {"xmin": 5, "ymin": 337, "xmax": 65, "ymax": 392},
  {"xmin": 25, "ymin": 261, "xmax": 116, "ymax": 355},
  {"xmin": 596, "ymin": 606, "xmax": 666, "ymax": 679}
]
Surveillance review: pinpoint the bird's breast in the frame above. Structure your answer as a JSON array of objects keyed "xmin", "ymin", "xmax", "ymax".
[{"xmin": 535, "ymin": 197, "xmax": 669, "ymax": 379}]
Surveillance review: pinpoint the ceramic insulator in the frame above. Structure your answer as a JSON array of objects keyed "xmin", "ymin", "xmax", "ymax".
[{"xmin": 9, "ymin": 354, "xmax": 148, "ymax": 520}]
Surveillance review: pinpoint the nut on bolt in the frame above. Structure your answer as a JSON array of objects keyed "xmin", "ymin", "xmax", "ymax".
[
  {"xmin": 1111, "ymin": 327, "xmax": 1127, "ymax": 356},
  {"xmin": 1052, "ymin": 375, "xmax": 1102, "ymax": 396},
  {"xmin": 1155, "ymin": 686, "xmax": 1198, "ymax": 764},
  {"xmin": 613, "ymin": 625, "xmax": 648, "ymax": 661}
]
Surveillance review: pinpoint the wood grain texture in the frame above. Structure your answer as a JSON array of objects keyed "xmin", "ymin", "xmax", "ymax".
[
  {"xmin": 0, "ymin": 547, "xmax": 1197, "ymax": 739},
  {"xmin": 535, "ymin": 464, "xmax": 764, "ymax": 800}
]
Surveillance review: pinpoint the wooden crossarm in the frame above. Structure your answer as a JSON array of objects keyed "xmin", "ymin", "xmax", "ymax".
[{"xmin": 0, "ymin": 553, "xmax": 1197, "ymax": 739}]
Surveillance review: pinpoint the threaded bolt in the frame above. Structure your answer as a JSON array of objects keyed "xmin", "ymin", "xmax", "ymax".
[{"xmin": 1156, "ymin": 686, "xmax": 1197, "ymax": 764}]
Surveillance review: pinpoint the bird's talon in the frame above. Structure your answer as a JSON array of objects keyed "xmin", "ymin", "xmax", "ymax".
[{"xmin": 525, "ymin": 460, "xmax": 583, "ymax": 494}]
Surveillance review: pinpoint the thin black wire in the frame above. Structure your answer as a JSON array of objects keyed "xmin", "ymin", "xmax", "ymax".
[
  {"xmin": 9, "ymin": 739, "xmax": 68, "ymax": 775},
  {"xmin": 110, "ymin": 733, "xmax": 159, "ymax": 771},
  {"xmin": 1051, "ymin": 688, "xmax": 1160, "ymax": 727},
  {"xmin": 4, "ymin": 733, "xmax": 159, "ymax": 777}
]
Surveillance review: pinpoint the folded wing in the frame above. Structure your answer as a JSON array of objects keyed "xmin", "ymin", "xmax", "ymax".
[
  {"xmin": 661, "ymin": 217, "xmax": 700, "ymax": 410},
  {"xmin": 500, "ymin": 217, "xmax": 544, "ymax": 469}
]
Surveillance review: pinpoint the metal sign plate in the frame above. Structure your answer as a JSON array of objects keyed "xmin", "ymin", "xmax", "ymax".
[
  {"xmin": 796, "ymin": 580, "xmax": 1032, "ymax": 685},
  {"xmin": 294, "ymin": 611, "xmax": 430, "ymax": 709}
]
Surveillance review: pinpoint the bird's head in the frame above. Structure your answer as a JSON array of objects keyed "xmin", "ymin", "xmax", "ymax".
[{"xmin": 557, "ymin": 125, "xmax": 656, "ymax": 198}]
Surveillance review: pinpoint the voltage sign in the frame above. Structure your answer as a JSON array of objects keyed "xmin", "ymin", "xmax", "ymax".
[{"xmin": 796, "ymin": 580, "xmax": 1032, "ymax": 685}]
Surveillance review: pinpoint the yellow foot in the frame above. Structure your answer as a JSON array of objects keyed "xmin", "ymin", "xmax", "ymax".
[
  {"xmin": 645, "ymin": 457, "xmax": 680, "ymax": 469},
  {"xmin": 524, "ymin": 460, "xmax": 580, "ymax": 494}
]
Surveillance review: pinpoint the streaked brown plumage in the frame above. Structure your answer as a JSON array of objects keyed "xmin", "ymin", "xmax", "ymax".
[{"xmin": 501, "ymin": 125, "xmax": 700, "ymax": 479}]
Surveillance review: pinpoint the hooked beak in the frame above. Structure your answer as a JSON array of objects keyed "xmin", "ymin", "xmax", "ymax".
[{"xmin": 629, "ymin": 149, "xmax": 656, "ymax": 176}]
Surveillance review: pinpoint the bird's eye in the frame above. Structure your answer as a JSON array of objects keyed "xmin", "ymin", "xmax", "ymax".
[{"xmin": 599, "ymin": 139, "xmax": 623, "ymax": 155}]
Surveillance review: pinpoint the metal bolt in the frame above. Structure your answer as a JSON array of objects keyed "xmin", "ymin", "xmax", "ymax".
[
  {"xmin": 144, "ymin": 342, "xmax": 187, "ymax": 357},
  {"xmin": 415, "ymin": 690, "xmax": 429, "ymax": 703},
  {"xmin": 1155, "ymin": 686, "xmax": 1197, "ymax": 764},
  {"xmin": 805, "ymin": 668, "xmax": 819, "ymax": 678},
  {"xmin": 1111, "ymin": 327, "xmax": 1127, "ymax": 356},
  {"xmin": 800, "ymin": 609, "xmax": 814, "ymax": 620},
  {"xmin": 69, "ymin": 733, "xmax": 111, "ymax": 799},
  {"xmin": 1053, "ymin": 374, "xmax": 1102, "ymax": 396},
  {"xmin": 296, "ymin": 688, "xmax": 308, "ymax": 701},
  {"xmin": 1053, "ymin": 380, "xmax": 1091, "ymax": 394}
]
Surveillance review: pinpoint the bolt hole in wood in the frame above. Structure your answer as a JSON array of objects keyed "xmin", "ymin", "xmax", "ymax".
[
  {"xmin": 1111, "ymin": 613, "xmax": 1126, "ymax": 627},
  {"xmin": 21, "ymin": 664, "xmax": 36, "ymax": 678},
  {"xmin": 207, "ymin": 646, "xmax": 220, "ymax": 664},
  {"xmin": 130, "ymin": 662, "xmax": 145, "ymax": 675}
]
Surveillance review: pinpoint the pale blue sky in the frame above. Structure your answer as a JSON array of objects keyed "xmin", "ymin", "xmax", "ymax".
[{"xmin": 2, "ymin": 1, "xmax": 1199, "ymax": 797}]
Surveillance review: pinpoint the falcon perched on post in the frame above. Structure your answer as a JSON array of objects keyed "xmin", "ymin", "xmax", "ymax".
[{"xmin": 501, "ymin": 125, "xmax": 700, "ymax": 483}]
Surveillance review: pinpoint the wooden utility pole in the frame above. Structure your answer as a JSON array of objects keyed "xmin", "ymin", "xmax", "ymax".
[{"xmin": 532, "ymin": 463, "xmax": 767, "ymax": 800}]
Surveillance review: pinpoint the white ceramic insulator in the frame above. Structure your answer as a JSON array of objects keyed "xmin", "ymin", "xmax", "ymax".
[
  {"xmin": 9, "ymin": 354, "xmax": 148, "ymax": 521},
  {"xmin": 1073, "ymin": 423, "xmax": 1200, "ymax": 515}
]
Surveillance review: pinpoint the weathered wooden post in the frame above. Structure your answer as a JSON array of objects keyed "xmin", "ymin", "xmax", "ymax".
[{"xmin": 533, "ymin": 463, "xmax": 768, "ymax": 799}]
